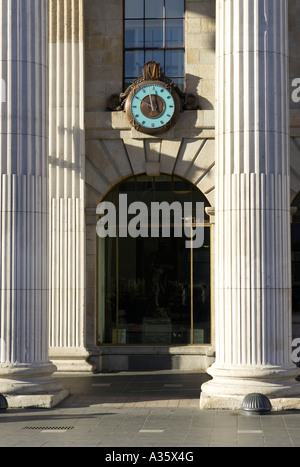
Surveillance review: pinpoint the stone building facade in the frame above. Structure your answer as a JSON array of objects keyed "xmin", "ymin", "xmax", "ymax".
[{"xmin": 0, "ymin": 0, "xmax": 300, "ymax": 409}]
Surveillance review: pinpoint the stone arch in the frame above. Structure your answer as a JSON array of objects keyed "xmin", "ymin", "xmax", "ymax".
[{"xmin": 85, "ymin": 137, "xmax": 215, "ymax": 208}]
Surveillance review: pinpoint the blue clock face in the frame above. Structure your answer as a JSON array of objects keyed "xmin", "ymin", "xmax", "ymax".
[{"xmin": 130, "ymin": 84, "xmax": 176, "ymax": 130}]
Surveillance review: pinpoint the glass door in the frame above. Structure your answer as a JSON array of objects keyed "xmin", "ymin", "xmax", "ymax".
[{"xmin": 97, "ymin": 175, "xmax": 211, "ymax": 345}]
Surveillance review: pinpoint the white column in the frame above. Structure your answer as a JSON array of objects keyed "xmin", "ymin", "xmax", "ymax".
[
  {"xmin": 200, "ymin": 0, "xmax": 300, "ymax": 410},
  {"xmin": 48, "ymin": 0, "xmax": 92, "ymax": 372},
  {"xmin": 0, "ymin": 0, "xmax": 68, "ymax": 407}
]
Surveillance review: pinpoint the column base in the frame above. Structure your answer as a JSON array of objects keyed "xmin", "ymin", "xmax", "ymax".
[
  {"xmin": 0, "ymin": 363, "xmax": 69, "ymax": 408},
  {"xmin": 5, "ymin": 389, "xmax": 69, "ymax": 409},
  {"xmin": 200, "ymin": 393, "xmax": 300, "ymax": 411},
  {"xmin": 49, "ymin": 347, "xmax": 96, "ymax": 373},
  {"xmin": 200, "ymin": 364, "xmax": 300, "ymax": 411}
]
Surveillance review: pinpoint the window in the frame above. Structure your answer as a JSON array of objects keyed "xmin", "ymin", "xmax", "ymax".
[
  {"xmin": 97, "ymin": 175, "xmax": 211, "ymax": 346},
  {"xmin": 124, "ymin": 0, "xmax": 185, "ymax": 91},
  {"xmin": 292, "ymin": 193, "xmax": 300, "ymax": 321}
]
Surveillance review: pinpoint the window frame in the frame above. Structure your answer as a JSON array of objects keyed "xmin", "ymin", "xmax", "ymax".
[{"xmin": 123, "ymin": 0, "xmax": 185, "ymax": 91}]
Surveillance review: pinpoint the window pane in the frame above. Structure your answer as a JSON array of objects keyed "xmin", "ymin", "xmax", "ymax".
[
  {"xmin": 145, "ymin": 50, "xmax": 164, "ymax": 72},
  {"xmin": 165, "ymin": 0, "xmax": 184, "ymax": 18},
  {"xmin": 172, "ymin": 77, "xmax": 184, "ymax": 92},
  {"xmin": 145, "ymin": 0, "xmax": 164, "ymax": 18},
  {"xmin": 192, "ymin": 228, "xmax": 211, "ymax": 344},
  {"xmin": 125, "ymin": 20, "xmax": 144, "ymax": 48},
  {"xmin": 165, "ymin": 19, "xmax": 184, "ymax": 47},
  {"xmin": 145, "ymin": 20, "xmax": 163, "ymax": 48},
  {"xmin": 125, "ymin": 50, "xmax": 144, "ymax": 78},
  {"xmin": 165, "ymin": 49, "xmax": 184, "ymax": 77},
  {"xmin": 125, "ymin": 0, "xmax": 144, "ymax": 18},
  {"xmin": 124, "ymin": 79, "xmax": 135, "ymax": 90}
]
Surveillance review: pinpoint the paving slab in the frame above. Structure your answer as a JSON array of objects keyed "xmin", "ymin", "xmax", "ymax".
[{"xmin": 0, "ymin": 371, "xmax": 300, "ymax": 449}]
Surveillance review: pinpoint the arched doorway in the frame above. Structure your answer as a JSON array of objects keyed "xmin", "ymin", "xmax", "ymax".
[{"xmin": 97, "ymin": 174, "xmax": 211, "ymax": 348}]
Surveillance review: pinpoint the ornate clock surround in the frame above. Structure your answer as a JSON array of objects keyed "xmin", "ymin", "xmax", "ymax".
[{"xmin": 106, "ymin": 61, "xmax": 199, "ymax": 135}]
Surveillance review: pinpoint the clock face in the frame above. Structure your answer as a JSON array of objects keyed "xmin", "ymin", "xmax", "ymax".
[{"xmin": 125, "ymin": 81, "xmax": 181, "ymax": 135}]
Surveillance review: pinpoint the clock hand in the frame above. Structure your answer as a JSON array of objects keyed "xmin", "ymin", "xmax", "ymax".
[
  {"xmin": 135, "ymin": 96, "xmax": 157, "ymax": 109},
  {"xmin": 148, "ymin": 89, "xmax": 155, "ymax": 111}
]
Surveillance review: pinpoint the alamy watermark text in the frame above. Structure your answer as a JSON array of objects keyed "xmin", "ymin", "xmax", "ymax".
[{"xmin": 96, "ymin": 195, "xmax": 205, "ymax": 249}]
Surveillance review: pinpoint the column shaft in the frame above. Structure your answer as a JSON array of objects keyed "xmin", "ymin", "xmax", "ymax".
[
  {"xmin": 200, "ymin": 0, "xmax": 300, "ymax": 410},
  {"xmin": 48, "ymin": 0, "xmax": 92, "ymax": 371},
  {"xmin": 0, "ymin": 0, "xmax": 68, "ymax": 407}
]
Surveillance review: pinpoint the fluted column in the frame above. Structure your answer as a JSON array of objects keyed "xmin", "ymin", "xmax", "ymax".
[
  {"xmin": 200, "ymin": 0, "xmax": 300, "ymax": 410},
  {"xmin": 0, "ymin": 0, "xmax": 68, "ymax": 407},
  {"xmin": 48, "ymin": 0, "xmax": 92, "ymax": 371}
]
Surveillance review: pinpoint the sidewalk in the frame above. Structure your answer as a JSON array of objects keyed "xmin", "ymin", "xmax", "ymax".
[{"xmin": 0, "ymin": 371, "xmax": 300, "ymax": 447}]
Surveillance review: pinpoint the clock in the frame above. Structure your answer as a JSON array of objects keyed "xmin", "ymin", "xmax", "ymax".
[
  {"xmin": 112, "ymin": 62, "xmax": 198, "ymax": 131},
  {"xmin": 124, "ymin": 62, "xmax": 182, "ymax": 135},
  {"xmin": 125, "ymin": 80, "xmax": 181, "ymax": 135}
]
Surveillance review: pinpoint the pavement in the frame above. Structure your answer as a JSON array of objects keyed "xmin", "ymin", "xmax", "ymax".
[{"xmin": 1, "ymin": 370, "xmax": 300, "ymax": 449}]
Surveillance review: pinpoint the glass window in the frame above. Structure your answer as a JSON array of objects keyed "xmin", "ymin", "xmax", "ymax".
[
  {"xmin": 145, "ymin": 50, "xmax": 164, "ymax": 71},
  {"xmin": 165, "ymin": 0, "xmax": 184, "ymax": 18},
  {"xmin": 165, "ymin": 19, "xmax": 184, "ymax": 47},
  {"xmin": 145, "ymin": 20, "xmax": 164, "ymax": 48},
  {"xmin": 125, "ymin": 0, "xmax": 144, "ymax": 18},
  {"xmin": 97, "ymin": 175, "xmax": 211, "ymax": 346},
  {"xmin": 124, "ymin": 0, "xmax": 185, "ymax": 91},
  {"xmin": 292, "ymin": 193, "xmax": 300, "ymax": 324},
  {"xmin": 125, "ymin": 20, "xmax": 144, "ymax": 48},
  {"xmin": 165, "ymin": 49, "xmax": 184, "ymax": 77},
  {"xmin": 125, "ymin": 50, "xmax": 144, "ymax": 78},
  {"xmin": 145, "ymin": 0, "xmax": 164, "ymax": 18}
]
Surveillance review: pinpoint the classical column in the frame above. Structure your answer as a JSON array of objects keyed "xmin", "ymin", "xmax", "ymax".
[
  {"xmin": 48, "ymin": 0, "xmax": 93, "ymax": 372},
  {"xmin": 0, "ymin": 0, "xmax": 68, "ymax": 407},
  {"xmin": 200, "ymin": 0, "xmax": 300, "ymax": 410}
]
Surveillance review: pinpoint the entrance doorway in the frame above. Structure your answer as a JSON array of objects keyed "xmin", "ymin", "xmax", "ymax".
[
  {"xmin": 97, "ymin": 175, "xmax": 211, "ymax": 346},
  {"xmin": 292, "ymin": 192, "xmax": 300, "ymax": 339}
]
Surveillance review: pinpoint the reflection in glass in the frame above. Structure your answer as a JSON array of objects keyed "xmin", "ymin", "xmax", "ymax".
[
  {"xmin": 166, "ymin": 19, "xmax": 184, "ymax": 47},
  {"xmin": 125, "ymin": 0, "xmax": 144, "ymax": 18},
  {"xmin": 125, "ymin": 50, "xmax": 144, "ymax": 78},
  {"xmin": 166, "ymin": 0, "xmax": 184, "ymax": 18},
  {"xmin": 166, "ymin": 49, "xmax": 184, "ymax": 76},
  {"xmin": 145, "ymin": 0, "xmax": 164, "ymax": 18},
  {"xmin": 192, "ymin": 228, "xmax": 211, "ymax": 344},
  {"xmin": 123, "ymin": 0, "xmax": 185, "ymax": 91},
  {"xmin": 125, "ymin": 20, "xmax": 144, "ymax": 48},
  {"xmin": 292, "ymin": 193, "xmax": 300, "ymax": 323},
  {"xmin": 145, "ymin": 20, "xmax": 163, "ymax": 48},
  {"xmin": 97, "ymin": 176, "xmax": 211, "ymax": 346},
  {"xmin": 145, "ymin": 50, "xmax": 164, "ymax": 71},
  {"xmin": 172, "ymin": 77, "xmax": 184, "ymax": 92}
]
